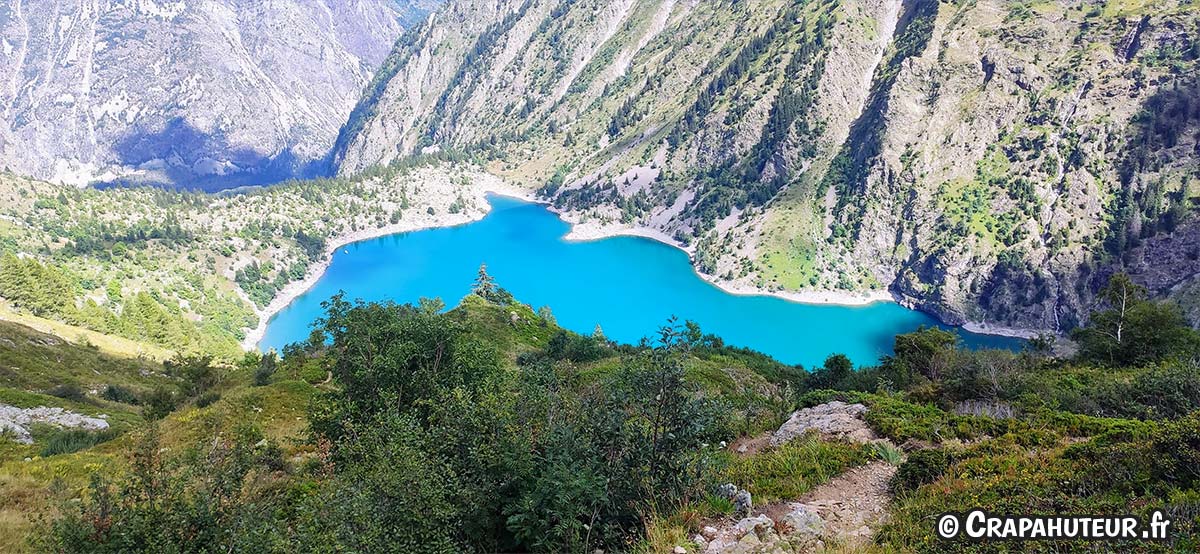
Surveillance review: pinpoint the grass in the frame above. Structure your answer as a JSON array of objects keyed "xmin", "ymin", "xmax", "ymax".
[
  {"xmin": 634, "ymin": 512, "xmax": 696, "ymax": 554},
  {"xmin": 34, "ymin": 426, "xmax": 120, "ymax": 458},
  {"xmin": 456, "ymin": 295, "xmax": 554, "ymax": 358},
  {"xmin": 758, "ymin": 202, "xmax": 824, "ymax": 290},
  {"xmin": 0, "ymin": 304, "xmax": 173, "ymax": 362},
  {"xmin": 721, "ymin": 433, "xmax": 872, "ymax": 505},
  {"xmin": 0, "ymin": 375, "xmax": 319, "ymax": 552},
  {"xmin": 0, "ymin": 313, "xmax": 319, "ymax": 551},
  {"xmin": 872, "ymin": 441, "xmax": 905, "ymax": 465},
  {"xmin": 1102, "ymin": 0, "xmax": 1154, "ymax": 17},
  {"xmin": 0, "ymin": 317, "xmax": 171, "ymax": 394}
]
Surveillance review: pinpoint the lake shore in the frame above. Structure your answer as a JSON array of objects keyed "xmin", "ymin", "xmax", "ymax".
[
  {"xmin": 242, "ymin": 172, "xmax": 1034, "ymax": 350},
  {"xmin": 962, "ymin": 321, "xmax": 1041, "ymax": 340},
  {"xmin": 562, "ymin": 219, "xmax": 894, "ymax": 307},
  {"xmin": 239, "ymin": 173, "xmax": 533, "ymax": 351}
]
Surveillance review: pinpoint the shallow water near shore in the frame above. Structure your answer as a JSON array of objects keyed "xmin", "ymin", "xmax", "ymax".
[{"xmin": 261, "ymin": 195, "xmax": 1021, "ymax": 367}]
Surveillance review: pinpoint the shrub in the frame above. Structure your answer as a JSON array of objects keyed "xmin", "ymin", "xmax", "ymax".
[
  {"xmin": 38, "ymin": 427, "xmax": 119, "ymax": 457},
  {"xmin": 43, "ymin": 426, "xmax": 290, "ymax": 552},
  {"xmin": 195, "ymin": 391, "xmax": 221, "ymax": 408},
  {"xmin": 254, "ymin": 352, "xmax": 278, "ymax": 386},
  {"xmin": 101, "ymin": 384, "xmax": 140, "ymax": 405},
  {"xmin": 47, "ymin": 383, "xmax": 85, "ymax": 402},
  {"xmin": 142, "ymin": 387, "xmax": 177, "ymax": 420},
  {"xmin": 299, "ymin": 361, "xmax": 327, "ymax": 384},
  {"xmin": 165, "ymin": 355, "xmax": 219, "ymax": 398},
  {"xmin": 544, "ymin": 330, "xmax": 609, "ymax": 363},
  {"xmin": 890, "ymin": 448, "xmax": 951, "ymax": 495}
]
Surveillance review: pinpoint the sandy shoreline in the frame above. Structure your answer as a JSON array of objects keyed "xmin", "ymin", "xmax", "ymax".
[
  {"xmin": 961, "ymin": 322, "xmax": 1041, "ymax": 340},
  {"xmin": 241, "ymin": 174, "xmax": 1032, "ymax": 351},
  {"xmin": 562, "ymin": 220, "xmax": 894, "ymax": 307}
]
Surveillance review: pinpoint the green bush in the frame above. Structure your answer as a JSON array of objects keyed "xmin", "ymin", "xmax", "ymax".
[
  {"xmin": 44, "ymin": 426, "xmax": 289, "ymax": 552},
  {"xmin": 890, "ymin": 448, "xmax": 951, "ymax": 495},
  {"xmin": 195, "ymin": 391, "xmax": 221, "ymax": 408},
  {"xmin": 254, "ymin": 352, "xmax": 277, "ymax": 387},
  {"xmin": 37, "ymin": 427, "xmax": 119, "ymax": 457},
  {"xmin": 165, "ymin": 355, "xmax": 219, "ymax": 398},
  {"xmin": 101, "ymin": 384, "xmax": 140, "ymax": 405},
  {"xmin": 47, "ymin": 383, "xmax": 85, "ymax": 402},
  {"xmin": 142, "ymin": 387, "xmax": 177, "ymax": 420}
]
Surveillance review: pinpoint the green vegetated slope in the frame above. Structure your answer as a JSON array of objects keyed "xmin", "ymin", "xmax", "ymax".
[
  {"xmin": 335, "ymin": 0, "xmax": 1200, "ymax": 335},
  {"xmin": 0, "ymin": 313, "xmax": 318, "ymax": 551},
  {"xmin": 0, "ymin": 160, "xmax": 489, "ymax": 357},
  {"xmin": 4, "ymin": 270, "xmax": 1200, "ymax": 552}
]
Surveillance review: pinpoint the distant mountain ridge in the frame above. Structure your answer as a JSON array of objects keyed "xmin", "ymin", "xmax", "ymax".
[
  {"xmin": 332, "ymin": 0, "xmax": 1200, "ymax": 334},
  {"xmin": 0, "ymin": 0, "xmax": 439, "ymax": 190}
]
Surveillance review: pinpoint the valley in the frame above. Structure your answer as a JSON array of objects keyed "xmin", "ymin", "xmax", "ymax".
[
  {"xmin": 0, "ymin": 0, "xmax": 1198, "ymax": 552},
  {"xmin": 334, "ymin": 0, "xmax": 1200, "ymax": 337}
]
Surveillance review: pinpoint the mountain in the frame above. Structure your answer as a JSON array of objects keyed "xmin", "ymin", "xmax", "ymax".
[
  {"xmin": 0, "ymin": 0, "xmax": 439, "ymax": 190},
  {"xmin": 333, "ymin": 0, "xmax": 1200, "ymax": 334}
]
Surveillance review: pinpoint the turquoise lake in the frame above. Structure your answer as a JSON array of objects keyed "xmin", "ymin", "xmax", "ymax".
[{"xmin": 260, "ymin": 195, "xmax": 1021, "ymax": 367}]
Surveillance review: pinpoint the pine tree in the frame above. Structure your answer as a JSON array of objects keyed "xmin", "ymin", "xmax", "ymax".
[{"xmin": 473, "ymin": 264, "xmax": 496, "ymax": 299}]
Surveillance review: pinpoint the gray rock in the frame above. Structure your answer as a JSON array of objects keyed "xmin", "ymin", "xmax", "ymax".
[
  {"xmin": 772, "ymin": 401, "xmax": 877, "ymax": 445},
  {"xmin": 733, "ymin": 515, "xmax": 773, "ymax": 538},
  {"xmin": 0, "ymin": 0, "xmax": 438, "ymax": 189},
  {"xmin": 0, "ymin": 404, "xmax": 109, "ymax": 444},
  {"xmin": 780, "ymin": 504, "xmax": 824, "ymax": 536},
  {"xmin": 733, "ymin": 490, "xmax": 753, "ymax": 516}
]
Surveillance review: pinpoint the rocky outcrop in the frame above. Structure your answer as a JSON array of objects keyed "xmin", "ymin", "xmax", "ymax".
[
  {"xmin": 0, "ymin": 404, "xmax": 109, "ymax": 444},
  {"xmin": 0, "ymin": 0, "xmax": 437, "ymax": 189},
  {"xmin": 695, "ymin": 402, "xmax": 893, "ymax": 553},
  {"xmin": 771, "ymin": 401, "xmax": 878, "ymax": 445}
]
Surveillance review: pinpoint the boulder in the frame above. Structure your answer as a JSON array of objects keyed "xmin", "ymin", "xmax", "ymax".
[
  {"xmin": 772, "ymin": 401, "xmax": 877, "ymax": 445},
  {"xmin": 780, "ymin": 504, "xmax": 824, "ymax": 536},
  {"xmin": 0, "ymin": 404, "xmax": 109, "ymax": 444},
  {"xmin": 734, "ymin": 515, "xmax": 774, "ymax": 538},
  {"xmin": 733, "ymin": 490, "xmax": 753, "ymax": 516}
]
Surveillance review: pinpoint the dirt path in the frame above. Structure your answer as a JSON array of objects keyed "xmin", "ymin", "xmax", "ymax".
[
  {"xmin": 792, "ymin": 461, "xmax": 896, "ymax": 546},
  {"xmin": 699, "ymin": 461, "xmax": 897, "ymax": 553},
  {"xmin": 697, "ymin": 403, "xmax": 898, "ymax": 553}
]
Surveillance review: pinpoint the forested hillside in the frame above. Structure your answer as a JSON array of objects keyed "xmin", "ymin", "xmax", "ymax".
[
  {"xmin": 334, "ymin": 0, "xmax": 1200, "ymax": 335},
  {"xmin": 0, "ymin": 162, "xmax": 494, "ymax": 356}
]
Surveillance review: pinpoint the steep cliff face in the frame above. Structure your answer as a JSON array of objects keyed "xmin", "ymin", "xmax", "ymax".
[
  {"xmin": 829, "ymin": 0, "xmax": 1200, "ymax": 331},
  {"xmin": 336, "ymin": 0, "xmax": 1199, "ymax": 334},
  {"xmin": 0, "ymin": 0, "xmax": 437, "ymax": 189}
]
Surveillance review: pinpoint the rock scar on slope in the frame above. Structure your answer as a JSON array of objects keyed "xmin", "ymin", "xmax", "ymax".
[{"xmin": 0, "ymin": 404, "xmax": 109, "ymax": 444}]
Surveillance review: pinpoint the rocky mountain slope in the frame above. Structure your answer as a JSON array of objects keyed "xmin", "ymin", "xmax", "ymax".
[
  {"xmin": 0, "ymin": 0, "xmax": 438, "ymax": 189},
  {"xmin": 334, "ymin": 0, "xmax": 1200, "ymax": 334}
]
